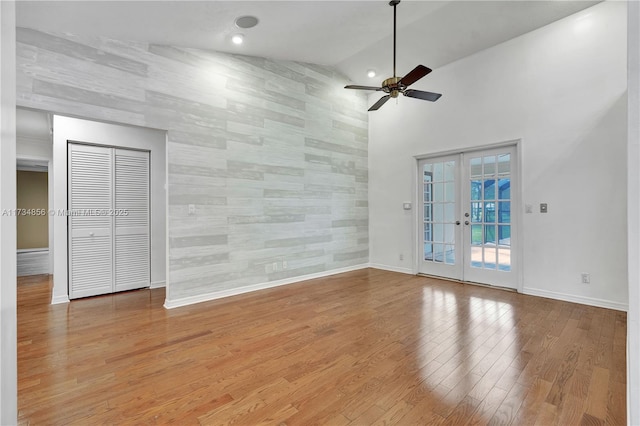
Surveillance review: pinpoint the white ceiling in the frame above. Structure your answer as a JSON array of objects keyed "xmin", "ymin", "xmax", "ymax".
[{"xmin": 17, "ymin": 0, "xmax": 599, "ymax": 83}]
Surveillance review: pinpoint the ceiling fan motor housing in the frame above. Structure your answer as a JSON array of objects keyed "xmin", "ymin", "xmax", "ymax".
[{"xmin": 382, "ymin": 77, "xmax": 402, "ymax": 98}]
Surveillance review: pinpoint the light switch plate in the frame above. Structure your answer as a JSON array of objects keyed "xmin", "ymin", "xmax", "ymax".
[
  {"xmin": 403, "ymin": 202, "xmax": 412, "ymax": 210},
  {"xmin": 540, "ymin": 203, "xmax": 548, "ymax": 213}
]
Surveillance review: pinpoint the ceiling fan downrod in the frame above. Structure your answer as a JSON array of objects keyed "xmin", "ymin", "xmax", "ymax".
[
  {"xmin": 390, "ymin": 0, "xmax": 400, "ymax": 78},
  {"xmin": 384, "ymin": 0, "xmax": 402, "ymax": 98}
]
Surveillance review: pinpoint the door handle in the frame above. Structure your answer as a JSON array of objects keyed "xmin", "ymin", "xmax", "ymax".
[
  {"xmin": 464, "ymin": 212, "xmax": 470, "ymax": 217},
  {"xmin": 456, "ymin": 221, "xmax": 461, "ymax": 225},
  {"xmin": 464, "ymin": 221, "xmax": 470, "ymax": 225}
]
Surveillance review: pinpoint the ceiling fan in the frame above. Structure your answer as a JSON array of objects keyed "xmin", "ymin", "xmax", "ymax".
[{"xmin": 345, "ymin": 0, "xmax": 442, "ymax": 111}]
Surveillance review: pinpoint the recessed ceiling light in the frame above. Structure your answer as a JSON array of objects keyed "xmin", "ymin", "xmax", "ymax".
[
  {"xmin": 235, "ymin": 16, "xmax": 259, "ymax": 29},
  {"xmin": 231, "ymin": 34, "xmax": 244, "ymax": 45},
  {"xmin": 367, "ymin": 69, "xmax": 376, "ymax": 78}
]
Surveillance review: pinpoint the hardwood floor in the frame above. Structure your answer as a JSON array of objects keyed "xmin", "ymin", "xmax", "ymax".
[{"xmin": 17, "ymin": 270, "xmax": 626, "ymax": 425}]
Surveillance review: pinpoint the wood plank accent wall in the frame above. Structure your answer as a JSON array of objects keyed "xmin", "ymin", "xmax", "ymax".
[
  {"xmin": 17, "ymin": 250, "xmax": 48, "ymax": 277},
  {"xmin": 16, "ymin": 27, "xmax": 369, "ymax": 302}
]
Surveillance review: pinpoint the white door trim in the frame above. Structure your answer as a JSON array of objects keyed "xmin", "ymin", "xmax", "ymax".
[
  {"xmin": 413, "ymin": 139, "xmax": 524, "ymax": 293},
  {"xmin": 414, "ymin": 138, "xmax": 522, "ymax": 161}
]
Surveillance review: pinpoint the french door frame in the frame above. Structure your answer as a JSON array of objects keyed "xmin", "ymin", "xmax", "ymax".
[{"xmin": 412, "ymin": 139, "xmax": 524, "ymax": 293}]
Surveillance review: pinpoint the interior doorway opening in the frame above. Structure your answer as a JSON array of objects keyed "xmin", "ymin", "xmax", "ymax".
[
  {"xmin": 51, "ymin": 115, "xmax": 167, "ymax": 304},
  {"xmin": 16, "ymin": 108, "xmax": 53, "ymax": 279},
  {"xmin": 15, "ymin": 108, "xmax": 168, "ymax": 305}
]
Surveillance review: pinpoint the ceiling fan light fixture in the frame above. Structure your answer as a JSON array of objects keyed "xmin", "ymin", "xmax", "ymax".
[
  {"xmin": 231, "ymin": 34, "xmax": 244, "ymax": 45},
  {"xmin": 343, "ymin": 0, "xmax": 442, "ymax": 111}
]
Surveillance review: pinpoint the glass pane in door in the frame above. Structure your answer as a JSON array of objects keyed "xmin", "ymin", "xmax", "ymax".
[
  {"xmin": 423, "ymin": 160, "xmax": 456, "ymax": 264},
  {"xmin": 468, "ymin": 154, "xmax": 511, "ymax": 272},
  {"xmin": 497, "ymin": 153, "xmax": 511, "ymax": 271}
]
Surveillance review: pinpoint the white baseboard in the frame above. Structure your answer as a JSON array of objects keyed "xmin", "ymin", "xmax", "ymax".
[
  {"xmin": 522, "ymin": 287, "xmax": 628, "ymax": 312},
  {"xmin": 365, "ymin": 267, "xmax": 627, "ymax": 312},
  {"xmin": 164, "ymin": 263, "xmax": 369, "ymax": 309},
  {"xmin": 150, "ymin": 280, "xmax": 166, "ymax": 289},
  {"xmin": 368, "ymin": 263, "xmax": 414, "ymax": 275},
  {"xmin": 51, "ymin": 294, "xmax": 70, "ymax": 304}
]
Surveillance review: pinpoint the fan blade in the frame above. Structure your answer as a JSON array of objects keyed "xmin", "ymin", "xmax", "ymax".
[
  {"xmin": 368, "ymin": 95, "xmax": 391, "ymax": 111},
  {"xmin": 399, "ymin": 65, "xmax": 432, "ymax": 87},
  {"xmin": 403, "ymin": 89, "xmax": 442, "ymax": 102},
  {"xmin": 344, "ymin": 85, "xmax": 383, "ymax": 91}
]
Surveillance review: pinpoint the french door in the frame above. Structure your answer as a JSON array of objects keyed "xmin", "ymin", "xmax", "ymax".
[{"xmin": 418, "ymin": 146, "xmax": 518, "ymax": 289}]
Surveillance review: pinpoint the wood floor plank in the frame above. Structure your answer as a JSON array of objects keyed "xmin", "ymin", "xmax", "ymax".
[
  {"xmin": 510, "ymin": 377, "xmax": 553, "ymax": 425},
  {"xmin": 16, "ymin": 271, "xmax": 626, "ymax": 425},
  {"xmin": 371, "ymin": 400, "xmax": 414, "ymax": 426},
  {"xmin": 464, "ymin": 386, "xmax": 508, "ymax": 426},
  {"xmin": 557, "ymin": 395, "xmax": 588, "ymax": 425},
  {"xmin": 585, "ymin": 366, "xmax": 610, "ymax": 421},
  {"xmin": 606, "ymin": 379, "xmax": 626, "ymax": 425},
  {"xmin": 534, "ymin": 401, "xmax": 558, "ymax": 426},
  {"xmin": 396, "ymin": 394, "xmax": 446, "ymax": 425},
  {"xmin": 442, "ymin": 395, "xmax": 480, "ymax": 425},
  {"xmin": 347, "ymin": 403, "xmax": 386, "ymax": 425},
  {"xmin": 488, "ymin": 382, "xmax": 528, "ymax": 425}
]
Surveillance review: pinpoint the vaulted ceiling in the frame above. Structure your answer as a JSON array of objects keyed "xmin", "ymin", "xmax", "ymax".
[{"xmin": 17, "ymin": 1, "xmax": 599, "ymax": 83}]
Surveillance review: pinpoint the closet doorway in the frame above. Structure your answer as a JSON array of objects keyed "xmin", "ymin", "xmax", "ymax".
[
  {"xmin": 50, "ymin": 115, "xmax": 167, "ymax": 304},
  {"xmin": 68, "ymin": 143, "xmax": 150, "ymax": 298}
]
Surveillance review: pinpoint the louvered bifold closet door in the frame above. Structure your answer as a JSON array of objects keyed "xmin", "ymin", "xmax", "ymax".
[
  {"xmin": 114, "ymin": 149, "xmax": 150, "ymax": 292},
  {"xmin": 68, "ymin": 144, "xmax": 114, "ymax": 299}
]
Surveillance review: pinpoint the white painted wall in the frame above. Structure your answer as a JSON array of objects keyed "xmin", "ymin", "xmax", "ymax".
[
  {"xmin": 52, "ymin": 116, "xmax": 167, "ymax": 304},
  {"xmin": 369, "ymin": 2, "xmax": 628, "ymax": 310},
  {"xmin": 627, "ymin": 1, "xmax": 640, "ymax": 423},
  {"xmin": 0, "ymin": 1, "xmax": 17, "ymax": 422}
]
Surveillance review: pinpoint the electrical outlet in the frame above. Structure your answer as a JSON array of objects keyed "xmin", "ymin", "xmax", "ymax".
[
  {"xmin": 581, "ymin": 273, "xmax": 590, "ymax": 284},
  {"xmin": 188, "ymin": 204, "xmax": 196, "ymax": 215},
  {"xmin": 273, "ymin": 262, "xmax": 278, "ymax": 272},
  {"xmin": 282, "ymin": 260, "xmax": 288, "ymax": 269},
  {"xmin": 399, "ymin": 254, "xmax": 404, "ymax": 261}
]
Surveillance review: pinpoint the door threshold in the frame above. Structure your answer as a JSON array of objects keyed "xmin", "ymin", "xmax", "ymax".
[{"xmin": 416, "ymin": 273, "xmax": 517, "ymax": 293}]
